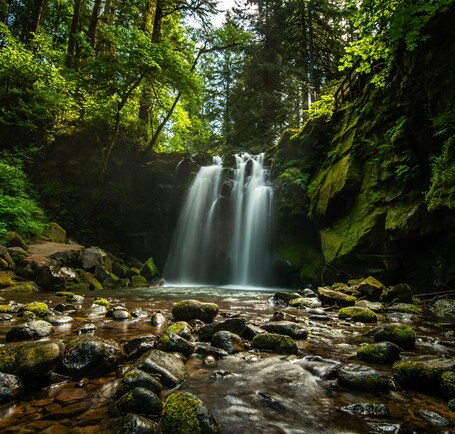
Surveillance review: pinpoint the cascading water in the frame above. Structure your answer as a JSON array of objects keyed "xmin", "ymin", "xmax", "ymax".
[
  {"xmin": 164, "ymin": 153, "xmax": 274, "ymax": 287},
  {"xmin": 164, "ymin": 156, "xmax": 223, "ymax": 284}
]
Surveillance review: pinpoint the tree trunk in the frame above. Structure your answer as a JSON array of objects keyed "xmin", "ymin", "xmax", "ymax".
[
  {"xmin": 307, "ymin": 0, "xmax": 317, "ymax": 104},
  {"xmin": 88, "ymin": 0, "xmax": 102, "ymax": 48},
  {"xmin": 28, "ymin": 0, "xmax": 48, "ymax": 40},
  {"xmin": 67, "ymin": 0, "xmax": 83, "ymax": 67},
  {"xmin": 152, "ymin": 0, "xmax": 163, "ymax": 43}
]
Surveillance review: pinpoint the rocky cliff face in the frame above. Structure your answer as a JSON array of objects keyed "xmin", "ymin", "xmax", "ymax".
[{"xmin": 273, "ymin": 6, "xmax": 455, "ymax": 289}]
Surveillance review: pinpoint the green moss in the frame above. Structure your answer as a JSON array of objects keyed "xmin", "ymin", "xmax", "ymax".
[
  {"xmin": 56, "ymin": 291, "xmax": 74, "ymax": 297},
  {"xmin": 162, "ymin": 392, "xmax": 203, "ymax": 434},
  {"xmin": 166, "ymin": 321, "xmax": 191, "ymax": 336},
  {"xmin": 0, "ymin": 347, "xmax": 17, "ymax": 372},
  {"xmin": 251, "ymin": 333, "xmax": 298, "ymax": 355},
  {"xmin": 381, "ymin": 283, "xmax": 413, "ymax": 304},
  {"xmin": 131, "ymin": 275, "xmax": 149, "ymax": 287},
  {"xmin": 345, "ymin": 374, "xmax": 389, "ymax": 392},
  {"xmin": 25, "ymin": 301, "xmax": 48, "ymax": 317},
  {"xmin": 77, "ymin": 270, "xmax": 103, "ymax": 290},
  {"xmin": 93, "ymin": 298, "xmax": 109, "ymax": 307},
  {"xmin": 289, "ymin": 298, "xmax": 313, "ymax": 308},
  {"xmin": 386, "ymin": 303, "xmax": 422, "ymax": 314},
  {"xmin": 440, "ymin": 371, "xmax": 455, "ymax": 400},
  {"xmin": 0, "ymin": 304, "xmax": 12, "ymax": 313},
  {"xmin": 140, "ymin": 257, "xmax": 159, "ymax": 280},
  {"xmin": 338, "ymin": 306, "xmax": 377, "ymax": 322},
  {"xmin": 0, "ymin": 271, "xmax": 15, "ymax": 288},
  {"xmin": 357, "ymin": 343, "xmax": 401, "ymax": 364},
  {"xmin": 66, "ymin": 282, "xmax": 91, "ymax": 291},
  {"xmin": 374, "ymin": 324, "xmax": 416, "ymax": 349},
  {"xmin": 273, "ymin": 292, "xmax": 301, "ymax": 302},
  {"xmin": 448, "ymin": 398, "xmax": 455, "ymax": 411},
  {"xmin": 11, "ymin": 282, "xmax": 37, "ymax": 293}
]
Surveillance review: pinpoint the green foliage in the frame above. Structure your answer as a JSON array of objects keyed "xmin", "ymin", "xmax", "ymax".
[{"xmin": 305, "ymin": 94, "xmax": 335, "ymax": 122}]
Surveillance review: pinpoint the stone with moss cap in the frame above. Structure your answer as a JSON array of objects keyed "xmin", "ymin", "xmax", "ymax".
[
  {"xmin": 0, "ymin": 271, "xmax": 16, "ymax": 288},
  {"xmin": 131, "ymin": 275, "xmax": 149, "ymax": 288},
  {"xmin": 0, "ymin": 304, "xmax": 13, "ymax": 313},
  {"xmin": 161, "ymin": 391, "xmax": 222, "ymax": 434},
  {"xmin": 0, "ymin": 372, "xmax": 23, "ymax": 403},
  {"xmin": 93, "ymin": 298, "xmax": 109, "ymax": 307},
  {"xmin": 77, "ymin": 270, "xmax": 103, "ymax": 290},
  {"xmin": 251, "ymin": 333, "xmax": 298, "ymax": 355},
  {"xmin": 165, "ymin": 321, "xmax": 193, "ymax": 340},
  {"xmin": 115, "ymin": 368, "xmax": 162, "ymax": 399},
  {"xmin": 10, "ymin": 282, "xmax": 38, "ymax": 293},
  {"xmin": 386, "ymin": 303, "xmax": 422, "ymax": 315},
  {"xmin": 25, "ymin": 301, "xmax": 48, "ymax": 317},
  {"xmin": 317, "ymin": 287, "xmax": 356, "ymax": 307},
  {"xmin": 338, "ymin": 306, "xmax": 377, "ymax": 323},
  {"xmin": 357, "ymin": 342, "xmax": 401, "ymax": 364},
  {"xmin": 371, "ymin": 323, "xmax": 416, "ymax": 349},
  {"xmin": 337, "ymin": 363, "xmax": 390, "ymax": 392},
  {"xmin": 114, "ymin": 387, "xmax": 163, "ymax": 417},
  {"xmin": 356, "ymin": 276, "xmax": 384, "ymax": 300},
  {"xmin": 273, "ymin": 292, "xmax": 301, "ymax": 303},
  {"xmin": 42, "ymin": 222, "xmax": 66, "ymax": 243},
  {"xmin": 172, "ymin": 300, "xmax": 219, "ymax": 324}
]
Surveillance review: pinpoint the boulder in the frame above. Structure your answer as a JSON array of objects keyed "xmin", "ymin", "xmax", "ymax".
[
  {"xmin": 357, "ymin": 342, "xmax": 401, "ymax": 364},
  {"xmin": 5, "ymin": 232, "xmax": 27, "ymax": 250},
  {"xmin": 165, "ymin": 321, "xmax": 193, "ymax": 340},
  {"xmin": 241, "ymin": 324, "xmax": 266, "ymax": 340},
  {"xmin": 156, "ymin": 332, "xmax": 195, "ymax": 357},
  {"xmin": 261, "ymin": 321, "xmax": 308, "ymax": 339},
  {"xmin": 36, "ymin": 265, "xmax": 77, "ymax": 290},
  {"xmin": 82, "ymin": 247, "xmax": 111, "ymax": 272},
  {"xmin": 6, "ymin": 320, "xmax": 54, "ymax": 342},
  {"xmin": 198, "ymin": 318, "xmax": 246, "ymax": 341},
  {"xmin": 0, "ymin": 270, "xmax": 16, "ymax": 288},
  {"xmin": 43, "ymin": 222, "xmax": 66, "ymax": 243},
  {"xmin": 340, "ymin": 403, "xmax": 390, "ymax": 416},
  {"xmin": 272, "ymin": 292, "xmax": 301, "ymax": 303},
  {"xmin": 139, "ymin": 257, "xmax": 159, "ymax": 281},
  {"xmin": 381, "ymin": 283, "xmax": 413, "ymax": 304},
  {"xmin": 251, "ymin": 333, "xmax": 298, "ymax": 355},
  {"xmin": 131, "ymin": 275, "xmax": 149, "ymax": 287},
  {"xmin": 62, "ymin": 336, "xmax": 125, "ymax": 379},
  {"xmin": 211, "ymin": 331, "xmax": 245, "ymax": 354},
  {"xmin": 25, "ymin": 301, "xmax": 49, "ymax": 317},
  {"xmin": 355, "ymin": 300, "xmax": 384, "ymax": 312},
  {"xmin": 134, "ymin": 349, "xmax": 188, "ymax": 388},
  {"xmin": 337, "ymin": 364, "xmax": 390, "ymax": 392},
  {"xmin": 77, "ymin": 269, "xmax": 103, "ymax": 290},
  {"xmin": 317, "ymin": 287, "xmax": 356, "ymax": 306},
  {"xmin": 118, "ymin": 413, "xmax": 160, "ymax": 434},
  {"xmin": 440, "ymin": 370, "xmax": 455, "ymax": 400},
  {"xmin": 45, "ymin": 315, "xmax": 73, "ymax": 326},
  {"xmin": 172, "ymin": 300, "xmax": 219, "ymax": 323},
  {"xmin": 371, "ymin": 323, "xmax": 416, "ymax": 349},
  {"xmin": 7, "ymin": 247, "xmax": 27, "ymax": 264},
  {"xmin": 386, "ymin": 303, "xmax": 422, "ymax": 315},
  {"xmin": 0, "ymin": 340, "xmax": 64, "ymax": 377},
  {"xmin": 0, "ymin": 373, "xmax": 23, "ymax": 403},
  {"xmin": 151, "ymin": 312, "xmax": 168, "ymax": 327},
  {"xmin": 161, "ymin": 391, "xmax": 222, "ymax": 434},
  {"xmin": 356, "ymin": 276, "xmax": 384, "ymax": 300},
  {"xmin": 113, "ymin": 310, "xmax": 130, "ymax": 320},
  {"xmin": 123, "ymin": 336, "xmax": 156, "ymax": 360},
  {"xmin": 115, "ymin": 368, "xmax": 162, "ymax": 398},
  {"xmin": 338, "ymin": 306, "xmax": 377, "ymax": 323},
  {"xmin": 0, "ymin": 245, "xmax": 15, "ymax": 270},
  {"xmin": 114, "ymin": 387, "xmax": 163, "ymax": 417}
]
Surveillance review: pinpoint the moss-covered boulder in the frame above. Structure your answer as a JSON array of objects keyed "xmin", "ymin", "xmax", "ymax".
[
  {"xmin": 0, "ymin": 246, "xmax": 15, "ymax": 270},
  {"xmin": 0, "ymin": 340, "xmax": 64, "ymax": 377},
  {"xmin": 131, "ymin": 275, "xmax": 149, "ymax": 287},
  {"xmin": 338, "ymin": 306, "xmax": 377, "ymax": 323},
  {"xmin": 115, "ymin": 368, "xmax": 162, "ymax": 399},
  {"xmin": 42, "ymin": 222, "xmax": 66, "ymax": 243},
  {"xmin": 317, "ymin": 287, "xmax": 356, "ymax": 306},
  {"xmin": 172, "ymin": 300, "xmax": 219, "ymax": 323},
  {"xmin": 392, "ymin": 356, "xmax": 455, "ymax": 395},
  {"xmin": 381, "ymin": 283, "xmax": 413, "ymax": 304},
  {"xmin": 114, "ymin": 387, "xmax": 163, "ymax": 417},
  {"xmin": 156, "ymin": 332, "xmax": 195, "ymax": 357},
  {"xmin": 10, "ymin": 282, "xmax": 38, "ymax": 293},
  {"xmin": 6, "ymin": 320, "xmax": 54, "ymax": 342},
  {"xmin": 25, "ymin": 301, "xmax": 48, "ymax": 317},
  {"xmin": 261, "ymin": 321, "xmax": 309, "ymax": 339},
  {"xmin": 77, "ymin": 269, "xmax": 103, "ymax": 290},
  {"xmin": 356, "ymin": 276, "xmax": 385, "ymax": 300},
  {"xmin": 357, "ymin": 342, "xmax": 401, "ymax": 364},
  {"xmin": 161, "ymin": 391, "xmax": 222, "ymax": 434},
  {"xmin": 93, "ymin": 298, "xmax": 109, "ymax": 307},
  {"xmin": 251, "ymin": 333, "xmax": 298, "ymax": 355},
  {"xmin": 386, "ymin": 303, "xmax": 422, "ymax": 315},
  {"xmin": 166, "ymin": 321, "xmax": 193, "ymax": 341},
  {"xmin": 337, "ymin": 364, "xmax": 390, "ymax": 392},
  {"xmin": 211, "ymin": 331, "xmax": 245, "ymax": 354},
  {"xmin": 371, "ymin": 323, "xmax": 416, "ymax": 349},
  {"xmin": 5, "ymin": 232, "xmax": 27, "ymax": 250},
  {"xmin": 273, "ymin": 292, "xmax": 301, "ymax": 303},
  {"xmin": 0, "ymin": 271, "xmax": 16, "ymax": 288},
  {"xmin": 140, "ymin": 257, "xmax": 159, "ymax": 281}
]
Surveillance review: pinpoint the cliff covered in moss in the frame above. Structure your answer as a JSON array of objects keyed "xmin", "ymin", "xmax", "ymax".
[{"xmin": 273, "ymin": 5, "xmax": 455, "ymax": 290}]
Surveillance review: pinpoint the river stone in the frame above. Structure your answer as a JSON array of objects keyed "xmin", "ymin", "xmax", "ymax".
[
  {"xmin": 380, "ymin": 283, "xmax": 413, "ymax": 304},
  {"xmin": 386, "ymin": 303, "xmax": 422, "ymax": 315},
  {"xmin": 194, "ymin": 343, "xmax": 229, "ymax": 359},
  {"xmin": 156, "ymin": 332, "xmax": 195, "ymax": 356},
  {"xmin": 356, "ymin": 276, "xmax": 384, "ymax": 300},
  {"xmin": 165, "ymin": 321, "xmax": 193, "ymax": 340},
  {"xmin": 301, "ymin": 288, "xmax": 317, "ymax": 297},
  {"xmin": 172, "ymin": 300, "xmax": 219, "ymax": 323},
  {"xmin": 317, "ymin": 287, "xmax": 356, "ymax": 306},
  {"xmin": 151, "ymin": 312, "xmax": 168, "ymax": 327},
  {"xmin": 337, "ymin": 364, "xmax": 390, "ymax": 392},
  {"xmin": 211, "ymin": 331, "xmax": 245, "ymax": 354},
  {"xmin": 198, "ymin": 318, "xmax": 246, "ymax": 340},
  {"xmin": 392, "ymin": 355, "xmax": 455, "ymax": 393},
  {"xmin": 241, "ymin": 324, "xmax": 266, "ymax": 340},
  {"xmin": 356, "ymin": 300, "xmax": 384, "ymax": 312},
  {"xmin": 371, "ymin": 323, "xmax": 416, "ymax": 349},
  {"xmin": 134, "ymin": 349, "xmax": 188, "ymax": 388},
  {"xmin": 418, "ymin": 409, "xmax": 449, "ymax": 426},
  {"xmin": 340, "ymin": 403, "xmax": 390, "ymax": 416},
  {"xmin": 272, "ymin": 292, "xmax": 301, "ymax": 303},
  {"xmin": 67, "ymin": 294, "xmax": 84, "ymax": 303},
  {"xmin": 82, "ymin": 246, "xmax": 111, "ymax": 271},
  {"xmin": 0, "ymin": 340, "xmax": 64, "ymax": 377},
  {"xmin": 0, "ymin": 373, "xmax": 23, "ymax": 403},
  {"xmin": 114, "ymin": 387, "xmax": 163, "ymax": 417},
  {"xmin": 357, "ymin": 342, "xmax": 401, "ymax": 364},
  {"xmin": 45, "ymin": 315, "xmax": 73, "ymax": 326},
  {"xmin": 251, "ymin": 333, "xmax": 298, "ymax": 355},
  {"xmin": 123, "ymin": 336, "xmax": 156, "ymax": 360},
  {"xmin": 62, "ymin": 335, "xmax": 126, "ymax": 379},
  {"xmin": 118, "ymin": 413, "xmax": 160, "ymax": 434},
  {"xmin": 338, "ymin": 306, "xmax": 377, "ymax": 323},
  {"xmin": 113, "ymin": 310, "xmax": 130, "ymax": 320},
  {"xmin": 116, "ymin": 368, "xmax": 162, "ymax": 398},
  {"xmin": 261, "ymin": 321, "xmax": 308, "ymax": 339},
  {"xmin": 161, "ymin": 391, "xmax": 222, "ymax": 434},
  {"xmin": 6, "ymin": 320, "xmax": 54, "ymax": 342}
]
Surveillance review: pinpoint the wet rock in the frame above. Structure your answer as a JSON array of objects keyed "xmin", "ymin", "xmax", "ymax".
[
  {"xmin": 75, "ymin": 323, "xmax": 97, "ymax": 335},
  {"xmin": 77, "ymin": 269, "xmax": 103, "ymax": 290},
  {"xmin": 272, "ymin": 292, "xmax": 301, "ymax": 304},
  {"xmin": 45, "ymin": 315, "xmax": 73, "ymax": 326},
  {"xmin": 67, "ymin": 294, "xmax": 84, "ymax": 303},
  {"xmin": 165, "ymin": 321, "xmax": 193, "ymax": 340},
  {"xmin": 25, "ymin": 301, "xmax": 49, "ymax": 317},
  {"xmin": 300, "ymin": 355, "xmax": 340, "ymax": 380},
  {"xmin": 0, "ymin": 313, "xmax": 12, "ymax": 321},
  {"xmin": 161, "ymin": 391, "xmax": 222, "ymax": 434},
  {"xmin": 288, "ymin": 297, "xmax": 320, "ymax": 308},
  {"xmin": 270, "ymin": 311, "xmax": 299, "ymax": 322},
  {"xmin": 82, "ymin": 247, "xmax": 111, "ymax": 271},
  {"xmin": 156, "ymin": 332, "xmax": 195, "ymax": 356},
  {"xmin": 0, "ymin": 340, "xmax": 64, "ymax": 377},
  {"xmin": 381, "ymin": 283, "xmax": 413, "ymax": 304},
  {"xmin": 433, "ymin": 299, "xmax": 455, "ymax": 316},
  {"xmin": 356, "ymin": 276, "xmax": 385, "ymax": 300},
  {"xmin": 151, "ymin": 312, "xmax": 168, "ymax": 327},
  {"xmin": 418, "ymin": 409, "xmax": 449, "ymax": 426},
  {"xmin": 258, "ymin": 391, "xmax": 291, "ymax": 411},
  {"xmin": 123, "ymin": 336, "xmax": 156, "ymax": 360},
  {"xmin": 337, "ymin": 364, "xmax": 390, "ymax": 392},
  {"xmin": 36, "ymin": 265, "xmax": 78, "ymax": 290},
  {"xmin": 114, "ymin": 387, "xmax": 163, "ymax": 417},
  {"xmin": 172, "ymin": 300, "xmax": 219, "ymax": 323},
  {"xmin": 392, "ymin": 355, "xmax": 455, "ymax": 394},
  {"xmin": 357, "ymin": 342, "xmax": 401, "ymax": 364},
  {"xmin": 338, "ymin": 306, "xmax": 377, "ymax": 323},
  {"xmin": 134, "ymin": 349, "xmax": 188, "ymax": 388},
  {"xmin": 0, "ymin": 373, "xmax": 23, "ymax": 403},
  {"xmin": 317, "ymin": 287, "xmax": 356, "ymax": 306},
  {"xmin": 84, "ymin": 304, "xmax": 107, "ymax": 317},
  {"xmin": 340, "ymin": 403, "xmax": 390, "ymax": 416},
  {"xmin": 131, "ymin": 275, "xmax": 149, "ymax": 287},
  {"xmin": 211, "ymin": 331, "xmax": 245, "ymax": 354},
  {"xmin": 6, "ymin": 319, "xmax": 54, "ymax": 342},
  {"xmin": 366, "ymin": 422, "xmax": 402, "ymax": 433},
  {"xmin": 116, "ymin": 368, "xmax": 162, "ymax": 398},
  {"xmin": 113, "ymin": 310, "xmax": 130, "ymax": 320},
  {"xmin": 251, "ymin": 333, "xmax": 298, "ymax": 355},
  {"xmin": 7, "ymin": 246, "xmax": 27, "ymax": 263},
  {"xmin": 300, "ymin": 288, "xmax": 317, "ymax": 297},
  {"xmin": 198, "ymin": 318, "xmax": 246, "ymax": 341},
  {"xmin": 118, "ymin": 413, "xmax": 160, "ymax": 434},
  {"xmin": 131, "ymin": 308, "xmax": 148, "ymax": 318},
  {"xmin": 194, "ymin": 343, "xmax": 229, "ymax": 359},
  {"xmin": 62, "ymin": 335, "xmax": 125, "ymax": 379},
  {"xmin": 356, "ymin": 300, "xmax": 385, "ymax": 312},
  {"xmin": 261, "ymin": 321, "xmax": 308, "ymax": 339},
  {"xmin": 370, "ymin": 323, "xmax": 416, "ymax": 349},
  {"xmin": 241, "ymin": 324, "xmax": 266, "ymax": 340},
  {"xmin": 139, "ymin": 257, "xmax": 159, "ymax": 281},
  {"xmin": 386, "ymin": 303, "xmax": 422, "ymax": 315},
  {"xmin": 54, "ymin": 303, "xmax": 77, "ymax": 313},
  {"xmin": 54, "ymin": 387, "xmax": 88, "ymax": 403}
]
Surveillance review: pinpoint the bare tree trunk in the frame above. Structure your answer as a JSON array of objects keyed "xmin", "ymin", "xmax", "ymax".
[
  {"xmin": 67, "ymin": 0, "xmax": 82, "ymax": 67},
  {"xmin": 307, "ymin": 0, "xmax": 317, "ymax": 104},
  {"xmin": 88, "ymin": 0, "xmax": 102, "ymax": 48},
  {"xmin": 28, "ymin": 0, "xmax": 48, "ymax": 40}
]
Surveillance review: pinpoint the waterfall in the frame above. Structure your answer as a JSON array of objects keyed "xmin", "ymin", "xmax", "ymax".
[
  {"xmin": 230, "ymin": 153, "xmax": 273, "ymax": 286},
  {"xmin": 164, "ymin": 153, "xmax": 274, "ymax": 287},
  {"xmin": 164, "ymin": 156, "xmax": 223, "ymax": 284}
]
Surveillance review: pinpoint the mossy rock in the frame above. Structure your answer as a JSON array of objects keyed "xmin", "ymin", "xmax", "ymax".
[
  {"xmin": 6, "ymin": 232, "xmax": 27, "ymax": 250},
  {"xmin": 115, "ymin": 368, "xmax": 162, "ymax": 399},
  {"xmin": 0, "ymin": 247, "xmax": 15, "ymax": 270},
  {"xmin": 93, "ymin": 298, "xmax": 109, "ymax": 307},
  {"xmin": 166, "ymin": 321, "xmax": 193, "ymax": 340},
  {"xmin": 56, "ymin": 291, "xmax": 74, "ymax": 297},
  {"xmin": 25, "ymin": 302, "xmax": 49, "ymax": 317},
  {"xmin": 118, "ymin": 414, "xmax": 160, "ymax": 434},
  {"xmin": 288, "ymin": 298, "xmax": 315, "ymax": 308},
  {"xmin": 386, "ymin": 303, "xmax": 422, "ymax": 315},
  {"xmin": 273, "ymin": 292, "xmax": 301, "ymax": 303},
  {"xmin": 10, "ymin": 282, "xmax": 38, "ymax": 293},
  {"xmin": 337, "ymin": 363, "xmax": 390, "ymax": 392},
  {"xmin": 65, "ymin": 282, "xmax": 91, "ymax": 291},
  {"xmin": 317, "ymin": 287, "xmax": 356, "ymax": 306},
  {"xmin": 448, "ymin": 399, "xmax": 455, "ymax": 411},
  {"xmin": 131, "ymin": 275, "xmax": 149, "ymax": 288},
  {"xmin": 172, "ymin": 300, "xmax": 219, "ymax": 324},
  {"xmin": 373, "ymin": 324, "xmax": 416, "ymax": 349},
  {"xmin": 114, "ymin": 387, "xmax": 163, "ymax": 417},
  {"xmin": 381, "ymin": 283, "xmax": 413, "ymax": 304},
  {"xmin": 140, "ymin": 257, "xmax": 159, "ymax": 281},
  {"xmin": 251, "ymin": 333, "xmax": 298, "ymax": 355},
  {"xmin": 42, "ymin": 222, "xmax": 66, "ymax": 243},
  {"xmin": 156, "ymin": 332, "xmax": 195, "ymax": 357},
  {"xmin": 440, "ymin": 371, "xmax": 455, "ymax": 400},
  {"xmin": 338, "ymin": 306, "xmax": 377, "ymax": 323},
  {"xmin": 161, "ymin": 391, "xmax": 222, "ymax": 434},
  {"xmin": 392, "ymin": 356, "xmax": 455, "ymax": 393},
  {"xmin": 0, "ymin": 271, "xmax": 16, "ymax": 288},
  {"xmin": 0, "ymin": 304, "xmax": 12, "ymax": 313},
  {"xmin": 357, "ymin": 342, "xmax": 401, "ymax": 364},
  {"xmin": 77, "ymin": 270, "xmax": 103, "ymax": 290},
  {"xmin": 356, "ymin": 276, "xmax": 384, "ymax": 300}
]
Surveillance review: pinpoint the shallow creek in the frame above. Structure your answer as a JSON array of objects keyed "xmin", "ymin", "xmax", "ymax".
[{"xmin": 0, "ymin": 286, "xmax": 454, "ymax": 433}]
